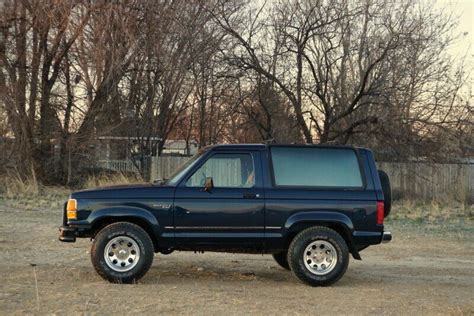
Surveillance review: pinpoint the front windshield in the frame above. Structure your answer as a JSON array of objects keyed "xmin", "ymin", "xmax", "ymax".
[{"xmin": 164, "ymin": 149, "xmax": 207, "ymax": 185}]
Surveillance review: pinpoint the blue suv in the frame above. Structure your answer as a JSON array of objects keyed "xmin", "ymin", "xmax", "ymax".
[{"xmin": 59, "ymin": 144, "xmax": 392, "ymax": 286}]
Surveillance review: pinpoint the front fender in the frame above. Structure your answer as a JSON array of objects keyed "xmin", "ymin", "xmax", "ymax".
[
  {"xmin": 283, "ymin": 211, "xmax": 361, "ymax": 260},
  {"xmin": 69, "ymin": 206, "xmax": 161, "ymax": 238}
]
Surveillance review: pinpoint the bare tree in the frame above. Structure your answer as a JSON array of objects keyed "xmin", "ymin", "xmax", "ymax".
[
  {"xmin": 1, "ymin": 0, "xmax": 38, "ymax": 176},
  {"xmin": 212, "ymin": 0, "xmax": 470, "ymax": 150},
  {"xmin": 1, "ymin": 0, "xmax": 90, "ymax": 178},
  {"xmin": 0, "ymin": 0, "xmax": 471, "ymax": 184}
]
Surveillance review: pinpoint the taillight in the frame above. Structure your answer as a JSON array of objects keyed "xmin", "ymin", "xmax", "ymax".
[{"xmin": 376, "ymin": 201, "xmax": 384, "ymax": 225}]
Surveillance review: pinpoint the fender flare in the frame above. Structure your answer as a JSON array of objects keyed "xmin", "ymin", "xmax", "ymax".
[
  {"xmin": 283, "ymin": 211, "xmax": 361, "ymax": 260},
  {"xmin": 73, "ymin": 206, "xmax": 161, "ymax": 240}
]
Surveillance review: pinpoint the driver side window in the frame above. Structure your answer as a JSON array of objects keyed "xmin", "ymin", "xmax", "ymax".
[{"xmin": 185, "ymin": 153, "xmax": 255, "ymax": 188}]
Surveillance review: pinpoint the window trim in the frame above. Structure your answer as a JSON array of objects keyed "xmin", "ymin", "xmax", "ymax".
[
  {"xmin": 182, "ymin": 152, "xmax": 256, "ymax": 189},
  {"xmin": 268, "ymin": 145, "xmax": 367, "ymax": 190}
]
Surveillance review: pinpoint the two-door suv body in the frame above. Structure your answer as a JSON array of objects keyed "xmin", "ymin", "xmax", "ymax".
[{"xmin": 59, "ymin": 144, "xmax": 392, "ymax": 286}]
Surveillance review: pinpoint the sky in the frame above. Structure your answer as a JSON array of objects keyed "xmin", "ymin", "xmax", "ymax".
[
  {"xmin": 442, "ymin": 0, "xmax": 473, "ymax": 52},
  {"xmin": 437, "ymin": 0, "xmax": 474, "ymax": 89}
]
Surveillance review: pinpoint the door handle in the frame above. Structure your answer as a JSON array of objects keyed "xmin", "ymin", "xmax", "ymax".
[{"xmin": 243, "ymin": 193, "xmax": 260, "ymax": 199}]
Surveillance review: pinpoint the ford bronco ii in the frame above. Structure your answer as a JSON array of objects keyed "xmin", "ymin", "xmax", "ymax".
[{"xmin": 59, "ymin": 144, "xmax": 392, "ymax": 286}]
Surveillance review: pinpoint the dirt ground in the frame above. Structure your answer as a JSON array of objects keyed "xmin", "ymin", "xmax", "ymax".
[{"xmin": 0, "ymin": 198, "xmax": 473, "ymax": 315}]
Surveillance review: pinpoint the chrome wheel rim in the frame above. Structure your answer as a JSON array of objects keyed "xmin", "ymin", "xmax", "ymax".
[
  {"xmin": 303, "ymin": 240, "xmax": 338, "ymax": 275},
  {"xmin": 104, "ymin": 236, "xmax": 140, "ymax": 272}
]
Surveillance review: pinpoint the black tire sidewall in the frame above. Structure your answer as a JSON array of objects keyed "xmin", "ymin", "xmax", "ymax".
[
  {"xmin": 288, "ymin": 227, "xmax": 349, "ymax": 286},
  {"xmin": 92, "ymin": 223, "xmax": 154, "ymax": 283}
]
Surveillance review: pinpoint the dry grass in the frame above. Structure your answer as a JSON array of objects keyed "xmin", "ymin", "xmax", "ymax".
[
  {"xmin": 0, "ymin": 172, "xmax": 143, "ymax": 211},
  {"xmin": 83, "ymin": 173, "xmax": 143, "ymax": 189},
  {"xmin": 0, "ymin": 174, "xmax": 41, "ymax": 198},
  {"xmin": 390, "ymin": 199, "xmax": 473, "ymax": 222},
  {"xmin": 0, "ymin": 176, "xmax": 68, "ymax": 211}
]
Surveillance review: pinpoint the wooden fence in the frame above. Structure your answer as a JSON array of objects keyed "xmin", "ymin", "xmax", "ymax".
[
  {"xmin": 150, "ymin": 156, "xmax": 190, "ymax": 181},
  {"xmin": 97, "ymin": 160, "xmax": 140, "ymax": 173},
  {"xmin": 376, "ymin": 162, "xmax": 473, "ymax": 202},
  {"xmin": 99, "ymin": 156, "xmax": 474, "ymax": 202}
]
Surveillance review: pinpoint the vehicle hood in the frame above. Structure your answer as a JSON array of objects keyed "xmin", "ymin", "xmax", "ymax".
[{"xmin": 71, "ymin": 183, "xmax": 175, "ymax": 200}]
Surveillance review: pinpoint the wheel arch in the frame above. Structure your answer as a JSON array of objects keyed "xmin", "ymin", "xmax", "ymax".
[
  {"xmin": 283, "ymin": 212, "xmax": 361, "ymax": 260},
  {"xmin": 89, "ymin": 207, "xmax": 160, "ymax": 251}
]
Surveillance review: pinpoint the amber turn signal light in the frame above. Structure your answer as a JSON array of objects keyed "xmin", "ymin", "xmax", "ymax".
[{"xmin": 66, "ymin": 199, "xmax": 77, "ymax": 220}]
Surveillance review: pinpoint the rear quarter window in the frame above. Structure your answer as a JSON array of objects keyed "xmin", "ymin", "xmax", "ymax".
[{"xmin": 270, "ymin": 147, "xmax": 363, "ymax": 188}]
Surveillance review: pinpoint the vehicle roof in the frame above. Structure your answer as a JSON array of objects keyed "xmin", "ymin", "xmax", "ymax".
[{"xmin": 208, "ymin": 143, "xmax": 367, "ymax": 151}]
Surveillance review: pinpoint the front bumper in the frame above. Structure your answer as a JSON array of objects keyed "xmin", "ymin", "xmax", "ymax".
[{"xmin": 59, "ymin": 226, "xmax": 77, "ymax": 242}]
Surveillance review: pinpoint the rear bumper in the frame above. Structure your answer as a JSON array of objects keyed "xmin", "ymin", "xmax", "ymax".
[
  {"xmin": 59, "ymin": 226, "xmax": 77, "ymax": 242},
  {"xmin": 352, "ymin": 230, "xmax": 392, "ymax": 246},
  {"xmin": 382, "ymin": 231, "xmax": 392, "ymax": 243}
]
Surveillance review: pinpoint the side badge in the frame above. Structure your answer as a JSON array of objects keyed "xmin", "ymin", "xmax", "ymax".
[{"xmin": 153, "ymin": 204, "xmax": 171, "ymax": 210}]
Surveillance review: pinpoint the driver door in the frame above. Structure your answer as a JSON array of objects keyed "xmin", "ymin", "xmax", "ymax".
[{"xmin": 173, "ymin": 151, "xmax": 265, "ymax": 248}]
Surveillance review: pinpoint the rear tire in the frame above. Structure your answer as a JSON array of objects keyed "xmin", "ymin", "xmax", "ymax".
[
  {"xmin": 91, "ymin": 222, "xmax": 154, "ymax": 283},
  {"xmin": 288, "ymin": 226, "xmax": 349, "ymax": 286},
  {"xmin": 272, "ymin": 251, "xmax": 290, "ymax": 270}
]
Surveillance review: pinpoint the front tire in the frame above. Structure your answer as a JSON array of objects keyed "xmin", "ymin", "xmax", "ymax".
[
  {"xmin": 288, "ymin": 226, "xmax": 349, "ymax": 286},
  {"xmin": 91, "ymin": 222, "xmax": 154, "ymax": 283}
]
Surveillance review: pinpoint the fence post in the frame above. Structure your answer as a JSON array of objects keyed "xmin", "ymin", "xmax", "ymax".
[{"xmin": 150, "ymin": 156, "xmax": 157, "ymax": 181}]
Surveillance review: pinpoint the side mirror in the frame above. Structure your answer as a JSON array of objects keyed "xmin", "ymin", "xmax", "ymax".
[
  {"xmin": 204, "ymin": 177, "xmax": 214, "ymax": 191},
  {"xmin": 153, "ymin": 178, "xmax": 164, "ymax": 185}
]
